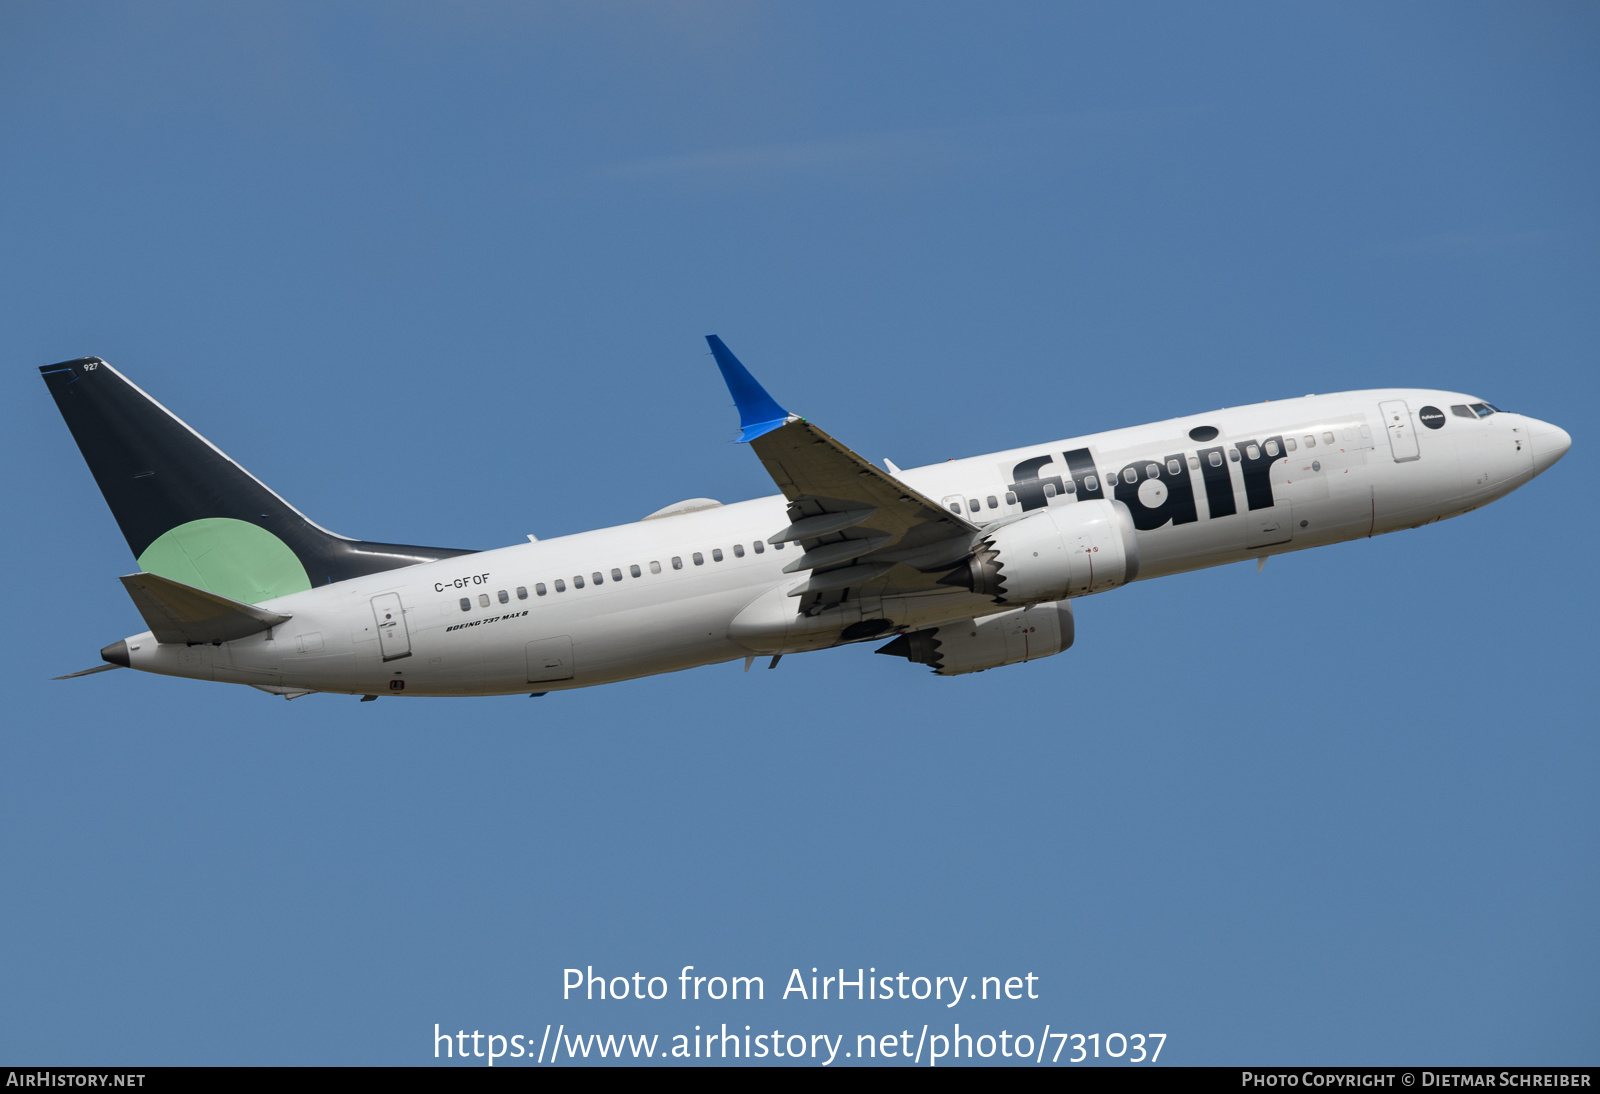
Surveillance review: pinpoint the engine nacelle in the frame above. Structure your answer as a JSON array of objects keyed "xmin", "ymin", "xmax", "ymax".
[
  {"xmin": 877, "ymin": 601, "xmax": 1075, "ymax": 675},
  {"xmin": 940, "ymin": 498, "xmax": 1139, "ymax": 604}
]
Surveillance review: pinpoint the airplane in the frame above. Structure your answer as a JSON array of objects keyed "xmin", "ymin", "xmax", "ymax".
[{"xmin": 42, "ymin": 338, "xmax": 1570, "ymax": 699}]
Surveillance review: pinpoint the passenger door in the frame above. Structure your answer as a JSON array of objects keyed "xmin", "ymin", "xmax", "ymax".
[
  {"xmin": 370, "ymin": 593, "xmax": 411, "ymax": 662},
  {"xmin": 1379, "ymin": 399, "xmax": 1420, "ymax": 462}
]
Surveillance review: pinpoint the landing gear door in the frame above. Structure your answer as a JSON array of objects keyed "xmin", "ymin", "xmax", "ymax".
[
  {"xmin": 371, "ymin": 592, "xmax": 412, "ymax": 661},
  {"xmin": 1379, "ymin": 399, "xmax": 1420, "ymax": 462}
]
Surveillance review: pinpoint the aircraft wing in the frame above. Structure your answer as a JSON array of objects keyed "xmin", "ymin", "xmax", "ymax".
[{"xmin": 707, "ymin": 336, "xmax": 981, "ymax": 609}]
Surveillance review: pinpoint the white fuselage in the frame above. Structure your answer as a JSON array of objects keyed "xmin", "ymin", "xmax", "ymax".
[{"xmin": 117, "ymin": 389, "xmax": 1563, "ymax": 697}]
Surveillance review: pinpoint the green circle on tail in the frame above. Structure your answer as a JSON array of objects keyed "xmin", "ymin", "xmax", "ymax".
[{"xmin": 136, "ymin": 518, "xmax": 312, "ymax": 604}]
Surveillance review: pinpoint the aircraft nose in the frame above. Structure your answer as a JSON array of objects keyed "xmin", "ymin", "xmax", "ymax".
[{"xmin": 1526, "ymin": 417, "xmax": 1572, "ymax": 476}]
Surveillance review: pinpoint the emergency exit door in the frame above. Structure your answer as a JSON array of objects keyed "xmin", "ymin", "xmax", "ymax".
[{"xmin": 371, "ymin": 592, "xmax": 412, "ymax": 661}]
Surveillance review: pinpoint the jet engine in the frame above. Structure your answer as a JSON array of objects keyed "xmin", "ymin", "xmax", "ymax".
[
  {"xmin": 876, "ymin": 600, "xmax": 1074, "ymax": 675},
  {"xmin": 938, "ymin": 498, "xmax": 1139, "ymax": 604}
]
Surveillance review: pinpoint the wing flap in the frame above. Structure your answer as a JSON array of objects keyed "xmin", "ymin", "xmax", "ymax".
[
  {"xmin": 120, "ymin": 571, "xmax": 292, "ymax": 645},
  {"xmin": 767, "ymin": 508, "xmax": 877, "ymax": 544},
  {"xmin": 786, "ymin": 562, "xmax": 895, "ymax": 596},
  {"xmin": 779, "ymin": 532, "xmax": 893, "ymax": 574}
]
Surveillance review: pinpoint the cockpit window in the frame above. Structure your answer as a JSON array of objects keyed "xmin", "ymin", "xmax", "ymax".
[
  {"xmin": 1469, "ymin": 402, "xmax": 1495, "ymax": 418},
  {"xmin": 1451, "ymin": 404, "xmax": 1475, "ymax": 419}
]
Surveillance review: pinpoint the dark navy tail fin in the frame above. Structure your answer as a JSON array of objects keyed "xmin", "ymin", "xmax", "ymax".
[{"xmin": 40, "ymin": 357, "xmax": 475, "ymax": 603}]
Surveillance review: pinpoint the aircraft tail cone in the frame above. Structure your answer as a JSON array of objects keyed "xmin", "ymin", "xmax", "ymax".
[{"xmin": 100, "ymin": 640, "xmax": 130, "ymax": 668}]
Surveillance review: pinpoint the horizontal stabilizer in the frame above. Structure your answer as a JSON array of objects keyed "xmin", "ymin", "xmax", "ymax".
[
  {"xmin": 119, "ymin": 571, "xmax": 291, "ymax": 645},
  {"xmin": 249, "ymin": 683, "xmax": 318, "ymax": 700},
  {"xmin": 53, "ymin": 662, "xmax": 122, "ymax": 680}
]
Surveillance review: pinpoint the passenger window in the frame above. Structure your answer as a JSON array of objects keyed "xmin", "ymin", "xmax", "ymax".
[
  {"xmin": 478, "ymin": 593, "xmax": 490, "ymax": 607},
  {"xmin": 1451, "ymin": 404, "xmax": 1474, "ymax": 418},
  {"xmin": 459, "ymin": 598, "xmax": 471, "ymax": 612},
  {"xmin": 1062, "ymin": 480, "xmax": 1076, "ymax": 493},
  {"xmin": 1246, "ymin": 444, "xmax": 1261, "ymax": 460},
  {"xmin": 1145, "ymin": 463, "xmax": 1160, "ymax": 479},
  {"xmin": 554, "ymin": 579, "xmax": 566, "ymax": 592},
  {"xmin": 630, "ymin": 564, "xmax": 642, "ymax": 577},
  {"xmin": 1264, "ymin": 440, "xmax": 1280, "ymax": 457},
  {"xmin": 1229, "ymin": 450, "xmax": 1240, "ymax": 462},
  {"xmin": 1166, "ymin": 459, "xmax": 1181, "ymax": 475},
  {"xmin": 1304, "ymin": 435, "xmax": 1315, "ymax": 447},
  {"xmin": 1284, "ymin": 438, "xmax": 1296, "ymax": 452},
  {"xmin": 589, "ymin": 572, "xmax": 601, "ymax": 585},
  {"xmin": 752, "ymin": 541, "xmax": 764, "ymax": 554},
  {"xmin": 1322, "ymin": 431, "xmax": 1335, "ymax": 444},
  {"xmin": 611, "ymin": 568, "xmax": 623, "ymax": 582},
  {"xmin": 1122, "ymin": 467, "xmax": 1137, "ymax": 484},
  {"xmin": 947, "ymin": 502, "xmax": 960, "ymax": 514},
  {"xmin": 573, "ymin": 575, "xmax": 585, "ymax": 589},
  {"xmin": 671, "ymin": 557, "xmax": 682, "ymax": 570},
  {"xmin": 498, "ymin": 589, "xmax": 509, "ymax": 604},
  {"xmin": 712, "ymin": 549, "xmax": 723, "ymax": 562},
  {"xmin": 693, "ymin": 552, "xmax": 704, "ymax": 566},
  {"xmin": 1084, "ymin": 476, "xmax": 1099, "ymax": 492},
  {"xmin": 773, "ymin": 541, "xmax": 785, "ymax": 550},
  {"xmin": 966, "ymin": 498, "xmax": 979, "ymax": 512},
  {"xmin": 1188, "ymin": 456, "xmax": 1200, "ymax": 470},
  {"xmin": 986, "ymin": 495, "xmax": 997, "ymax": 509},
  {"xmin": 1042, "ymin": 482, "xmax": 1057, "ymax": 497},
  {"xmin": 733, "ymin": 544, "xmax": 745, "ymax": 558},
  {"xmin": 1005, "ymin": 491, "xmax": 1018, "ymax": 505},
  {"xmin": 536, "ymin": 583, "xmax": 547, "ymax": 596},
  {"xmin": 650, "ymin": 561, "xmax": 662, "ymax": 573},
  {"xmin": 516, "ymin": 586, "xmax": 527, "ymax": 600},
  {"xmin": 1208, "ymin": 451, "xmax": 1223, "ymax": 467}
]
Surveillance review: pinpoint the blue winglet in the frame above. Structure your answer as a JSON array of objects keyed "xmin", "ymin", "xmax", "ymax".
[{"xmin": 706, "ymin": 335, "xmax": 791, "ymax": 442}]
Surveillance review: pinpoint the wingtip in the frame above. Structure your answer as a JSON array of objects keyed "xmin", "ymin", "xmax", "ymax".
[{"xmin": 704, "ymin": 335, "xmax": 791, "ymax": 442}]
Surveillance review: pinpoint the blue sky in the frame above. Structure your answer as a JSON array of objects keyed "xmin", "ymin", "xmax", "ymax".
[{"xmin": 2, "ymin": 1, "xmax": 1595, "ymax": 1066}]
